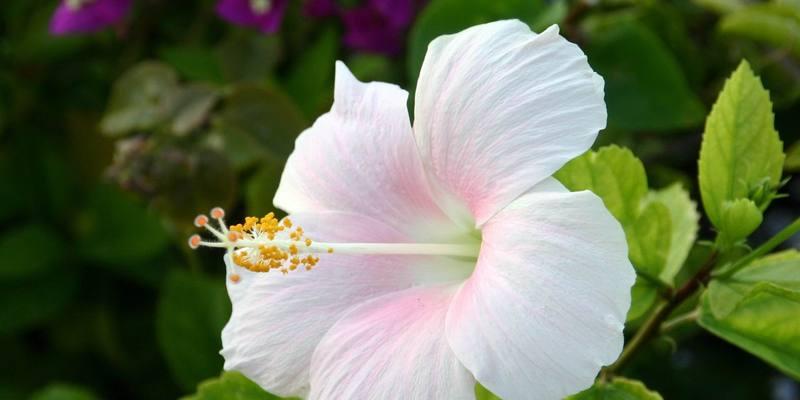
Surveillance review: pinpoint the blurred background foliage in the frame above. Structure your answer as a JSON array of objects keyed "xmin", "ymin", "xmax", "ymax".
[{"xmin": 1, "ymin": 0, "xmax": 800, "ymax": 399}]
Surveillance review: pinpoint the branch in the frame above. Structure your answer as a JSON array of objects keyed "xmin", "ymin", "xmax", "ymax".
[{"xmin": 603, "ymin": 251, "xmax": 718, "ymax": 375}]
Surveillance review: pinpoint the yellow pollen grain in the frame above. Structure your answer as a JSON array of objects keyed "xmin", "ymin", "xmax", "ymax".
[{"xmin": 223, "ymin": 212, "xmax": 328, "ymax": 275}]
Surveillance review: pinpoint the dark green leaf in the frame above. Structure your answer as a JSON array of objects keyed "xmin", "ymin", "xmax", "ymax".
[
  {"xmin": 100, "ymin": 62, "xmax": 179, "ymax": 136},
  {"xmin": 160, "ymin": 46, "xmax": 224, "ymax": 83},
  {"xmin": 169, "ymin": 84, "xmax": 220, "ymax": 136},
  {"xmin": 583, "ymin": 15, "xmax": 706, "ymax": 131},
  {"xmin": 157, "ymin": 270, "xmax": 231, "ymax": 391},
  {"xmin": 216, "ymin": 33, "xmax": 281, "ymax": 82},
  {"xmin": 30, "ymin": 384, "xmax": 98, "ymax": 400},
  {"xmin": 245, "ymin": 161, "xmax": 284, "ymax": 217},
  {"xmin": 785, "ymin": 140, "xmax": 800, "ymax": 172},
  {"xmin": 0, "ymin": 224, "xmax": 64, "ymax": 281},
  {"xmin": 214, "ymin": 85, "xmax": 306, "ymax": 170},
  {"xmin": 0, "ymin": 272, "xmax": 78, "ymax": 335},
  {"xmin": 719, "ymin": 4, "xmax": 800, "ymax": 59},
  {"xmin": 76, "ymin": 185, "xmax": 169, "ymax": 266},
  {"xmin": 408, "ymin": 0, "xmax": 545, "ymax": 85},
  {"xmin": 284, "ymin": 27, "xmax": 339, "ymax": 118}
]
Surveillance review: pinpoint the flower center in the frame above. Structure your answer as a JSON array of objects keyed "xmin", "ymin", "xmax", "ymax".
[
  {"xmin": 189, "ymin": 207, "xmax": 480, "ymax": 282},
  {"xmin": 249, "ymin": 0, "xmax": 272, "ymax": 15},
  {"xmin": 66, "ymin": 0, "xmax": 94, "ymax": 10}
]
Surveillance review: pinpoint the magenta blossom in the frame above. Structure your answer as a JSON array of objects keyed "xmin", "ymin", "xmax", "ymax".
[
  {"xmin": 307, "ymin": 0, "xmax": 423, "ymax": 55},
  {"xmin": 49, "ymin": 0, "xmax": 132, "ymax": 36},
  {"xmin": 216, "ymin": 0, "xmax": 289, "ymax": 34}
]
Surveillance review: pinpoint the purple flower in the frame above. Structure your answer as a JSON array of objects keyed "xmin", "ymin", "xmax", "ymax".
[
  {"xmin": 217, "ymin": 0, "xmax": 289, "ymax": 34},
  {"xmin": 49, "ymin": 0, "xmax": 132, "ymax": 36},
  {"xmin": 306, "ymin": 0, "xmax": 423, "ymax": 56},
  {"xmin": 305, "ymin": 0, "xmax": 337, "ymax": 18}
]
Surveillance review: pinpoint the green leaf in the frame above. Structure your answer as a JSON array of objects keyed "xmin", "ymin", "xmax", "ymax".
[
  {"xmin": 0, "ymin": 272, "xmax": 78, "ymax": 335},
  {"xmin": 698, "ymin": 60, "xmax": 784, "ymax": 237},
  {"xmin": 718, "ymin": 198, "xmax": 763, "ymax": 247},
  {"xmin": 566, "ymin": 377, "xmax": 663, "ymax": 399},
  {"xmin": 30, "ymin": 384, "xmax": 98, "ymax": 400},
  {"xmin": 556, "ymin": 146, "xmax": 673, "ymax": 280},
  {"xmin": 530, "ymin": 0, "xmax": 568, "ymax": 32},
  {"xmin": 284, "ymin": 27, "xmax": 339, "ymax": 118},
  {"xmin": 100, "ymin": 62, "xmax": 179, "ymax": 136},
  {"xmin": 475, "ymin": 383, "xmax": 501, "ymax": 400},
  {"xmin": 691, "ymin": 0, "xmax": 746, "ymax": 13},
  {"xmin": 645, "ymin": 184, "xmax": 699, "ymax": 284},
  {"xmin": 157, "ymin": 270, "xmax": 231, "ymax": 391},
  {"xmin": 160, "ymin": 46, "xmax": 224, "ymax": 83},
  {"xmin": 182, "ymin": 371, "xmax": 281, "ymax": 400},
  {"xmin": 555, "ymin": 145, "xmax": 648, "ymax": 226},
  {"xmin": 706, "ymin": 249, "xmax": 800, "ymax": 318},
  {"xmin": 245, "ymin": 161, "xmax": 284, "ymax": 217},
  {"xmin": 582, "ymin": 15, "xmax": 705, "ymax": 131},
  {"xmin": 786, "ymin": 140, "xmax": 800, "ymax": 172},
  {"xmin": 407, "ymin": 0, "xmax": 545, "ymax": 85},
  {"xmin": 169, "ymin": 83, "xmax": 220, "ymax": 136},
  {"xmin": 719, "ymin": 4, "xmax": 800, "ymax": 59},
  {"xmin": 76, "ymin": 185, "xmax": 170, "ymax": 267},
  {"xmin": 346, "ymin": 54, "xmax": 400, "ymax": 84},
  {"xmin": 0, "ymin": 224, "xmax": 64, "ymax": 281},
  {"xmin": 628, "ymin": 278, "xmax": 660, "ymax": 321},
  {"xmin": 214, "ymin": 85, "xmax": 306, "ymax": 170},
  {"xmin": 699, "ymin": 283, "xmax": 800, "ymax": 379},
  {"xmin": 216, "ymin": 33, "xmax": 281, "ymax": 83},
  {"xmin": 628, "ymin": 201, "xmax": 672, "ymax": 280}
]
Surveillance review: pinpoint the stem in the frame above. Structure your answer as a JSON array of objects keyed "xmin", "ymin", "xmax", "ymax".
[
  {"xmin": 660, "ymin": 309, "xmax": 700, "ymax": 335},
  {"xmin": 714, "ymin": 217, "xmax": 800, "ymax": 279},
  {"xmin": 604, "ymin": 251, "xmax": 718, "ymax": 375}
]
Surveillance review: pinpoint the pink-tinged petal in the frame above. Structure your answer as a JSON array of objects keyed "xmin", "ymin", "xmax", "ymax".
[
  {"xmin": 309, "ymin": 285, "xmax": 475, "ymax": 400},
  {"xmin": 446, "ymin": 178, "xmax": 634, "ymax": 400},
  {"xmin": 221, "ymin": 212, "xmax": 467, "ymax": 397},
  {"xmin": 414, "ymin": 21, "xmax": 606, "ymax": 226},
  {"xmin": 274, "ymin": 62, "xmax": 462, "ymax": 240},
  {"xmin": 49, "ymin": 0, "xmax": 132, "ymax": 35}
]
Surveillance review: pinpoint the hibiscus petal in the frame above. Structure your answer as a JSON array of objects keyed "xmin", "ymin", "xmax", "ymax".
[
  {"xmin": 309, "ymin": 285, "xmax": 476, "ymax": 400},
  {"xmin": 221, "ymin": 212, "xmax": 465, "ymax": 397},
  {"xmin": 274, "ymin": 62, "xmax": 461, "ymax": 240},
  {"xmin": 445, "ymin": 178, "xmax": 634, "ymax": 400},
  {"xmin": 414, "ymin": 21, "xmax": 606, "ymax": 225}
]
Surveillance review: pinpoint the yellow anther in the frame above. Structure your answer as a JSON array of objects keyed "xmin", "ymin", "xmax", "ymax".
[
  {"xmin": 197, "ymin": 211, "xmax": 330, "ymax": 276},
  {"xmin": 229, "ymin": 273, "xmax": 241, "ymax": 283},
  {"xmin": 327, "ymin": 248, "xmax": 334, "ymax": 253}
]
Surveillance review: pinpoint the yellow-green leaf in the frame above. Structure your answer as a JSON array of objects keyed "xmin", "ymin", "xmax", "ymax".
[
  {"xmin": 699, "ymin": 283, "xmax": 800, "ymax": 380},
  {"xmin": 566, "ymin": 377, "xmax": 663, "ymax": 400},
  {"xmin": 698, "ymin": 60, "xmax": 784, "ymax": 236}
]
